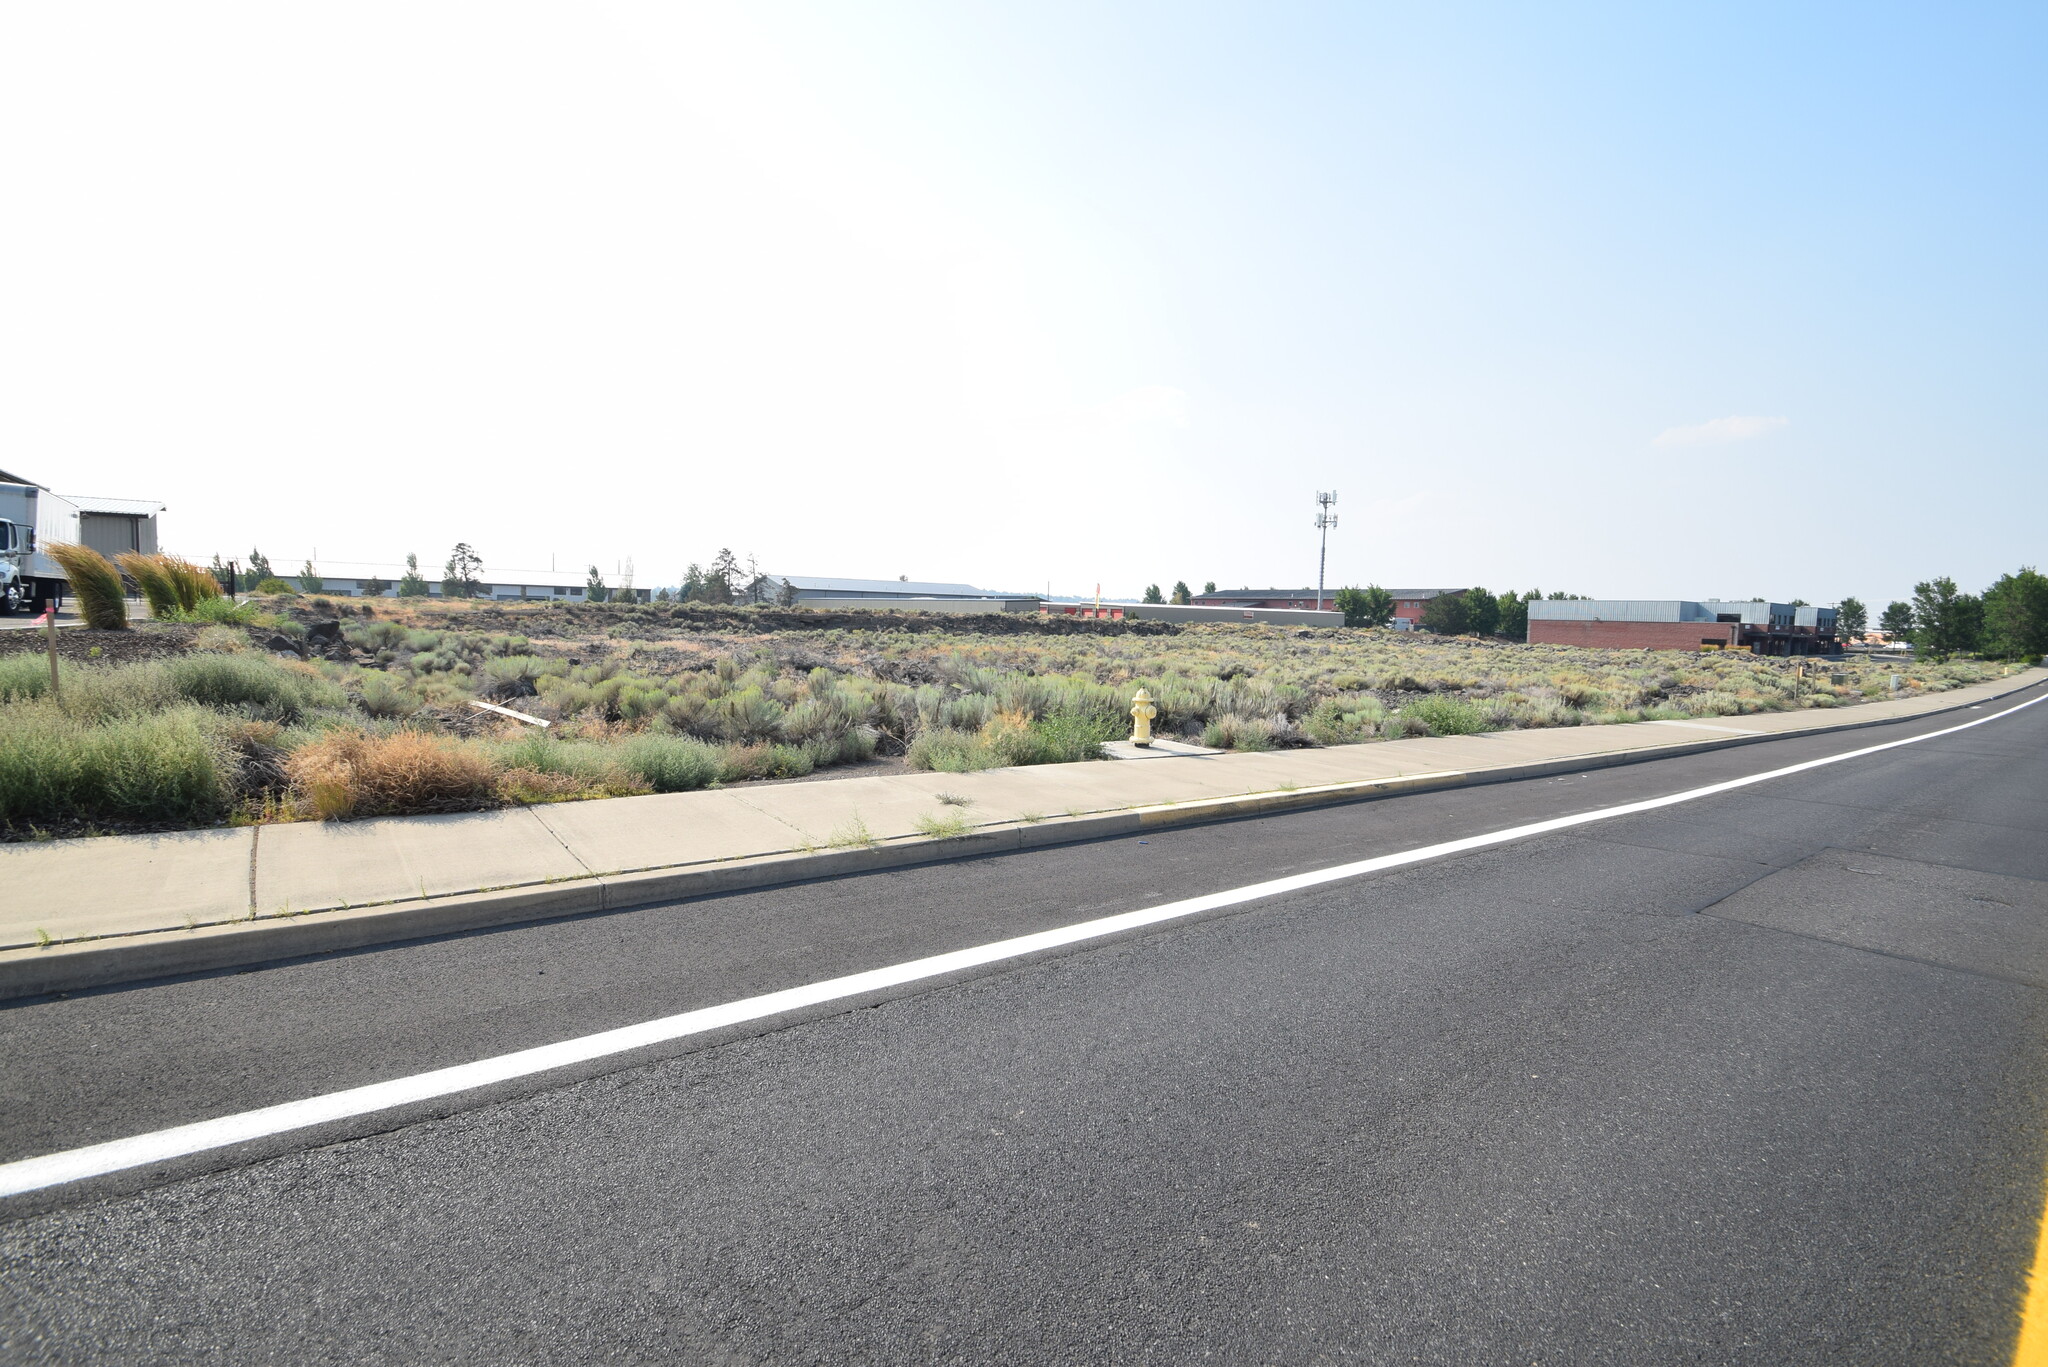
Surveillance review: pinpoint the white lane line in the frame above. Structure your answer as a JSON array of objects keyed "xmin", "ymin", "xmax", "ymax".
[{"xmin": 3, "ymin": 687, "xmax": 2042, "ymax": 1200}]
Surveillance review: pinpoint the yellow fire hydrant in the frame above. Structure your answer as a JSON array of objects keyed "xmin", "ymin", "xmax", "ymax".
[{"xmin": 1130, "ymin": 688, "xmax": 1157, "ymax": 747}]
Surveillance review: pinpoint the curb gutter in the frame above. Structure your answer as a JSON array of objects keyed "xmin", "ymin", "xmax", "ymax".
[{"xmin": 3, "ymin": 676, "xmax": 2039, "ymax": 1002}]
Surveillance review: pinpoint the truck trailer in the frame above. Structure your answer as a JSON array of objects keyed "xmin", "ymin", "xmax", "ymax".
[{"xmin": 0, "ymin": 480, "xmax": 82, "ymax": 615}]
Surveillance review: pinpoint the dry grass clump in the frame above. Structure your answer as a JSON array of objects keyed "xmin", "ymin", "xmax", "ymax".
[
  {"xmin": 287, "ymin": 730, "xmax": 499, "ymax": 820},
  {"xmin": 46, "ymin": 543, "xmax": 127, "ymax": 629},
  {"xmin": 116, "ymin": 553, "xmax": 180, "ymax": 619}
]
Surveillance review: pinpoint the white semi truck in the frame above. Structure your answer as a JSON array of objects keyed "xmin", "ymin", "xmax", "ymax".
[{"xmin": 0, "ymin": 480, "xmax": 82, "ymax": 615}]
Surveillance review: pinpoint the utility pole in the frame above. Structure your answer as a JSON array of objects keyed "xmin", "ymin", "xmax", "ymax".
[{"xmin": 1314, "ymin": 490, "xmax": 1338, "ymax": 609}]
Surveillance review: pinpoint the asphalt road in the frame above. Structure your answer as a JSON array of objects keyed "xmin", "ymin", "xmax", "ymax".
[{"xmin": 4, "ymin": 687, "xmax": 2047, "ymax": 1363}]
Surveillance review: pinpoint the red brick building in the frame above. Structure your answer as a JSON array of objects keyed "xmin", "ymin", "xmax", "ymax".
[{"xmin": 1527, "ymin": 600, "xmax": 1840, "ymax": 654}]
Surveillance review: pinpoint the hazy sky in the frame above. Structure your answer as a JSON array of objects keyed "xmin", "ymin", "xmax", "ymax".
[{"xmin": 3, "ymin": 3, "xmax": 2041, "ymax": 605}]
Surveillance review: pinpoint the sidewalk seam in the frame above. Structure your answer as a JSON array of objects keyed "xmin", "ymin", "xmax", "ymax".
[{"xmin": 528, "ymin": 808, "xmax": 597, "ymax": 877}]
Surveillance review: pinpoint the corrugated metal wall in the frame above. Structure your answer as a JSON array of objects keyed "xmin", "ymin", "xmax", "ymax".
[
  {"xmin": 80, "ymin": 513, "xmax": 154, "ymax": 559},
  {"xmin": 1526, "ymin": 600, "xmax": 1712, "ymax": 623}
]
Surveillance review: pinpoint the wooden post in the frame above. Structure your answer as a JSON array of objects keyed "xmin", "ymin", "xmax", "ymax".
[{"xmin": 44, "ymin": 606, "xmax": 59, "ymax": 699}]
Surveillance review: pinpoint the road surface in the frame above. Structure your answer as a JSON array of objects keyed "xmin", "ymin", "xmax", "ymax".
[{"xmin": 3, "ymin": 686, "xmax": 2046, "ymax": 1363}]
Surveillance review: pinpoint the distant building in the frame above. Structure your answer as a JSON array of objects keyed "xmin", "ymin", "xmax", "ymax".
[
  {"xmin": 1191, "ymin": 586, "xmax": 1465, "ymax": 628},
  {"xmin": 1192, "ymin": 587, "xmax": 1334, "ymax": 611},
  {"xmin": 1528, "ymin": 600, "xmax": 1839, "ymax": 654},
  {"xmin": 69, "ymin": 495, "xmax": 167, "ymax": 560},
  {"xmin": 770, "ymin": 575, "xmax": 1019, "ymax": 603},
  {"xmin": 288, "ymin": 560, "xmax": 650, "ymax": 602}
]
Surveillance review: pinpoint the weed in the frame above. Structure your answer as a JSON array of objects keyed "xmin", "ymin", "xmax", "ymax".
[
  {"xmin": 934, "ymin": 791, "xmax": 974, "ymax": 806},
  {"xmin": 33, "ymin": 927, "xmax": 52, "ymax": 949},
  {"xmin": 914, "ymin": 810, "xmax": 973, "ymax": 839},
  {"xmin": 828, "ymin": 813, "xmax": 877, "ymax": 848}
]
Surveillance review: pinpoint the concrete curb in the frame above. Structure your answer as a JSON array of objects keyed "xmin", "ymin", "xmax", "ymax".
[{"xmin": 3, "ymin": 675, "xmax": 2039, "ymax": 1002}]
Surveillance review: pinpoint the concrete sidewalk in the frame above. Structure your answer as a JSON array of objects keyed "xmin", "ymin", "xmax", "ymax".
[{"xmin": 3, "ymin": 668, "xmax": 2041, "ymax": 999}]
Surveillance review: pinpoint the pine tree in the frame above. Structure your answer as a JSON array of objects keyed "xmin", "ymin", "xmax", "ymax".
[
  {"xmin": 706, "ymin": 549, "xmax": 742, "ymax": 605},
  {"xmin": 397, "ymin": 552, "xmax": 429, "ymax": 597},
  {"xmin": 1170, "ymin": 580, "xmax": 1192, "ymax": 605},
  {"xmin": 442, "ymin": 543, "xmax": 483, "ymax": 598}
]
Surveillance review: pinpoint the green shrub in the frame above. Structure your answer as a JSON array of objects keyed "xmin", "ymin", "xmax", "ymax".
[
  {"xmin": 47, "ymin": 543, "xmax": 127, "ymax": 630},
  {"xmin": 1202, "ymin": 715, "xmax": 1279, "ymax": 751},
  {"xmin": 616, "ymin": 733, "xmax": 722, "ymax": 791},
  {"xmin": 59, "ymin": 661, "xmax": 176, "ymax": 722},
  {"xmin": 1402, "ymin": 695, "xmax": 1486, "ymax": 736},
  {"xmin": 347, "ymin": 620, "xmax": 407, "ymax": 651},
  {"xmin": 906, "ymin": 726, "xmax": 999, "ymax": 772},
  {"xmin": 164, "ymin": 653, "xmax": 346, "ymax": 720},
  {"xmin": 173, "ymin": 596, "xmax": 264, "ymax": 626},
  {"xmin": 492, "ymin": 732, "xmax": 623, "ymax": 784},
  {"xmin": 356, "ymin": 672, "xmax": 421, "ymax": 718},
  {"xmin": 1304, "ymin": 697, "xmax": 1387, "ymax": 745},
  {"xmin": 0, "ymin": 702, "xmax": 232, "ymax": 824},
  {"xmin": 254, "ymin": 578, "xmax": 297, "ymax": 596},
  {"xmin": 715, "ymin": 742, "xmax": 815, "ymax": 782},
  {"xmin": 1013, "ymin": 712, "xmax": 1117, "ymax": 764},
  {"xmin": 478, "ymin": 655, "xmax": 546, "ymax": 695},
  {"xmin": 0, "ymin": 653, "xmax": 62, "ymax": 702}
]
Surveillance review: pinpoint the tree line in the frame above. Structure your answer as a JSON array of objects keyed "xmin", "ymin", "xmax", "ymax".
[
  {"xmin": 1846, "ymin": 568, "xmax": 2048, "ymax": 661},
  {"xmin": 211, "ymin": 544, "xmax": 805, "ymax": 607},
  {"xmin": 1140, "ymin": 580, "xmax": 1216, "ymax": 604},
  {"xmin": 1331, "ymin": 586, "xmax": 1584, "ymax": 635}
]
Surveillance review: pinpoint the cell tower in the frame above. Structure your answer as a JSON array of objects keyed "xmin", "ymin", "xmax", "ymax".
[{"xmin": 1314, "ymin": 490, "xmax": 1338, "ymax": 609}]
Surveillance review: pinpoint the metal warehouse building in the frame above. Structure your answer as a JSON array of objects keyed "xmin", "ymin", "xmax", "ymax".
[{"xmin": 1528, "ymin": 600, "xmax": 1840, "ymax": 654}]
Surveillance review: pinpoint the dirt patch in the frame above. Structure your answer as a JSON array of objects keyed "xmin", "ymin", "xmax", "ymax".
[{"xmin": 0, "ymin": 624, "xmax": 201, "ymax": 665}]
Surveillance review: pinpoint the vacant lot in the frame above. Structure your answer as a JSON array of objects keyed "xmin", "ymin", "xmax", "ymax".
[{"xmin": 0, "ymin": 596, "xmax": 2001, "ymax": 837}]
